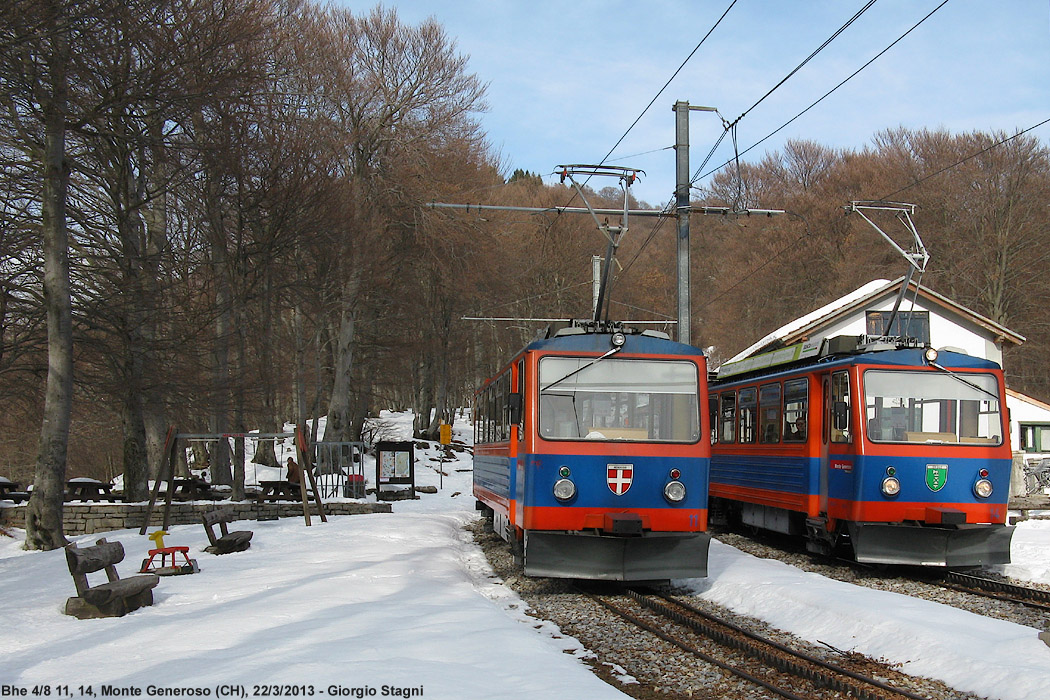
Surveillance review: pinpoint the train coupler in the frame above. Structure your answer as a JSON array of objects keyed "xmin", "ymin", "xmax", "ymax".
[{"xmin": 603, "ymin": 513, "xmax": 644, "ymax": 536}]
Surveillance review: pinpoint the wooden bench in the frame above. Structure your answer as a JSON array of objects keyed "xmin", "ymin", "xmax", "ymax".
[
  {"xmin": 202, "ymin": 509, "xmax": 253, "ymax": 554},
  {"xmin": 64, "ymin": 538, "xmax": 160, "ymax": 619}
]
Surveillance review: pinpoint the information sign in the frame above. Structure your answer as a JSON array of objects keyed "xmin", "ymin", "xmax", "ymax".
[{"xmin": 375, "ymin": 441, "xmax": 416, "ymax": 499}]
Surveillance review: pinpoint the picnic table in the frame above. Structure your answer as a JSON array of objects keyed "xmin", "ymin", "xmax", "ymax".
[
  {"xmin": 257, "ymin": 480, "xmax": 303, "ymax": 502},
  {"xmin": 66, "ymin": 478, "xmax": 118, "ymax": 502},
  {"xmin": 0, "ymin": 477, "xmax": 29, "ymax": 503},
  {"xmin": 171, "ymin": 477, "xmax": 214, "ymax": 500}
]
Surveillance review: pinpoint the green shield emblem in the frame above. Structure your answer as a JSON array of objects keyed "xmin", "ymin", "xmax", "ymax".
[{"xmin": 926, "ymin": 464, "xmax": 948, "ymax": 492}]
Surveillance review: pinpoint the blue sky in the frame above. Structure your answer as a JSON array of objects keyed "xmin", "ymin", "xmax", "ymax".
[{"xmin": 339, "ymin": 1, "xmax": 1050, "ymax": 206}]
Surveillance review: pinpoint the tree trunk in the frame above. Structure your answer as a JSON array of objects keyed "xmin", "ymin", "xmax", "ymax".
[
  {"xmin": 252, "ymin": 270, "xmax": 278, "ymax": 467},
  {"xmin": 324, "ymin": 273, "xmax": 359, "ymax": 443},
  {"xmin": 207, "ymin": 250, "xmax": 233, "ymax": 486},
  {"xmin": 121, "ymin": 385, "xmax": 149, "ymax": 502},
  {"xmin": 26, "ymin": 12, "xmax": 71, "ymax": 551}
]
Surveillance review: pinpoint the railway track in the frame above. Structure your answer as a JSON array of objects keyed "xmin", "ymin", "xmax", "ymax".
[
  {"xmin": 938, "ymin": 570, "xmax": 1050, "ymax": 613},
  {"xmin": 578, "ymin": 584, "xmax": 935, "ymax": 700}
]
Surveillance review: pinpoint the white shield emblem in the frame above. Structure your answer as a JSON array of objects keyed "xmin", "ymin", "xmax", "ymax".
[{"xmin": 607, "ymin": 464, "xmax": 633, "ymax": 495}]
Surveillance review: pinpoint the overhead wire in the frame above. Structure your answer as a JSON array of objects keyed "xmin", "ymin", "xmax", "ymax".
[
  {"xmin": 876, "ymin": 116, "xmax": 1050, "ymax": 201},
  {"xmin": 594, "ymin": 0, "xmax": 739, "ymax": 169},
  {"xmin": 725, "ymin": 0, "xmax": 879, "ymax": 131},
  {"xmin": 469, "ymin": 281, "xmax": 592, "ymax": 317},
  {"xmin": 557, "ymin": 0, "xmax": 739, "ymax": 310},
  {"xmin": 694, "ymin": 212, "xmax": 813, "ymax": 314},
  {"xmin": 695, "ymin": 0, "xmax": 951, "ymax": 184},
  {"xmin": 625, "ymin": 1, "xmax": 883, "ymax": 285},
  {"xmin": 549, "ymin": 0, "xmax": 739, "ymax": 213}
]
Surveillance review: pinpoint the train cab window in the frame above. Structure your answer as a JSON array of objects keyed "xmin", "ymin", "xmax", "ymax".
[
  {"xmin": 830, "ymin": 371, "xmax": 851, "ymax": 443},
  {"xmin": 783, "ymin": 378, "xmax": 808, "ymax": 442},
  {"xmin": 720, "ymin": 392, "xmax": 737, "ymax": 443},
  {"xmin": 759, "ymin": 383, "xmax": 782, "ymax": 443},
  {"xmin": 538, "ymin": 356, "xmax": 699, "ymax": 442},
  {"xmin": 738, "ymin": 388, "xmax": 757, "ymax": 444},
  {"xmin": 863, "ymin": 369, "xmax": 1002, "ymax": 445}
]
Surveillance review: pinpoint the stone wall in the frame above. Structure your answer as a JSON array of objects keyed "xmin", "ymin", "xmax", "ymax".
[{"xmin": 0, "ymin": 500, "xmax": 391, "ymax": 536}]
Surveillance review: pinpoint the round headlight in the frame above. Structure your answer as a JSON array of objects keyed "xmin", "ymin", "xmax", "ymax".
[
  {"xmin": 881, "ymin": 476, "xmax": 901, "ymax": 497},
  {"xmin": 611, "ymin": 331, "xmax": 627, "ymax": 348},
  {"xmin": 553, "ymin": 478, "xmax": 576, "ymax": 501},
  {"xmin": 664, "ymin": 480, "xmax": 686, "ymax": 503},
  {"xmin": 974, "ymin": 478, "xmax": 993, "ymax": 499},
  {"xmin": 924, "ymin": 347, "xmax": 939, "ymax": 363}
]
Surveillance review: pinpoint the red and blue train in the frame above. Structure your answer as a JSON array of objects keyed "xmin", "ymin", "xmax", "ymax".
[
  {"xmin": 473, "ymin": 322, "xmax": 711, "ymax": 581},
  {"xmin": 708, "ymin": 335, "xmax": 1014, "ymax": 567}
]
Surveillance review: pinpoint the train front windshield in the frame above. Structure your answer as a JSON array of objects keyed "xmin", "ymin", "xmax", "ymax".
[
  {"xmin": 863, "ymin": 370, "xmax": 1003, "ymax": 445},
  {"xmin": 538, "ymin": 357, "xmax": 699, "ymax": 442}
]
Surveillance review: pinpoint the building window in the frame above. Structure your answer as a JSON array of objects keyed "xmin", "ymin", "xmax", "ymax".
[
  {"xmin": 866, "ymin": 310, "xmax": 930, "ymax": 343},
  {"xmin": 1020, "ymin": 423, "xmax": 1050, "ymax": 453}
]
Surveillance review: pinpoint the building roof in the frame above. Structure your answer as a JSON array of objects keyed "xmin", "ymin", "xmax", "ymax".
[
  {"xmin": 726, "ymin": 277, "xmax": 1026, "ymax": 364},
  {"xmin": 1007, "ymin": 388, "xmax": 1050, "ymax": 414}
]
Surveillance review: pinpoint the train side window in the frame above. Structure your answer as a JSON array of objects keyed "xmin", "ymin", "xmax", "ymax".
[
  {"xmin": 783, "ymin": 378, "xmax": 808, "ymax": 442},
  {"xmin": 738, "ymin": 388, "xmax": 757, "ymax": 444},
  {"xmin": 720, "ymin": 392, "xmax": 737, "ymax": 443},
  {"xmin": 708, "ymin": 394, "xmax": 718, "ymax": 444},
  {"xmin": 831, "ymin": 371, "xmax": 851, "ymax": 443},
  {"xmin": 517, "ymin": 359, "xmax": 526, "ymax": 436},
  {"xmin": 759, "ymin": 383, "xmax": 782, "ymax": 443},
  {"xmin": 499, "ymin": 372, "xmax": 511, "ymax": 441},
  {"xmin": 486, "ymin": 389, "xmax": 494, "ymax": 443}
]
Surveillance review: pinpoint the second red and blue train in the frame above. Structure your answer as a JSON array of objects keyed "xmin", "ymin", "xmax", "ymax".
[{"xmin": 708, "ymin": 335, "xmax": 1014, "ymax": 567}]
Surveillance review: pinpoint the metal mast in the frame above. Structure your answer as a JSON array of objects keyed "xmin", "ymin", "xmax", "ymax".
[{"xmin": 674, "ymin": 101, "xmax": 717, "ymax": 346}]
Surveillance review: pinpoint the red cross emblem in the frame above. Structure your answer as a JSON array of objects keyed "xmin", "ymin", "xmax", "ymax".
[{"xmin": 607, "ymin": 464, "xmax": 633, "ymax": 495}]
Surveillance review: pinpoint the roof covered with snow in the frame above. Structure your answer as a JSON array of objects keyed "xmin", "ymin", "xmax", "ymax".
[{"xmin": 726, "ymin": 277, "xmax": 1025, "ymax": 365}]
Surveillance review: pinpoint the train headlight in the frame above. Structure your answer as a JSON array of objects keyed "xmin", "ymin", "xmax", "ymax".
[
  {"xmin": 881, "ymin": 476, "xmax": 901, "ymax": 497},
  {"xmin": 611, "ymin": 331, "xmax": 627, "ymax": 348},
  {"xmin": 553, "ymin": 478, "xmax": 576, "ymax": 502},
  {"xmin": 664, "ymin": 480, "xmax": 687, "ymax": 503},
  {"xmin": 974, "ymin": 478, "xmax": 994, "ymax": 499},
  {"xmin": 924, "ymin": 347, "xmax": 939, "ymax": 363}
]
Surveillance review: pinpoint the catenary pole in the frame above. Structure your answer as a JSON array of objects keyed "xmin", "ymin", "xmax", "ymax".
[{"xmin": 674, "ymin": 101, "xmax": 719, "ymax": 346}]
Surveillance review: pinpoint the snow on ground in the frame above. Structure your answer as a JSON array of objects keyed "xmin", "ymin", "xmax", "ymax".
[{"xmin": 2, "ymin": 410, "xmax": 1049, "ymax": 700}]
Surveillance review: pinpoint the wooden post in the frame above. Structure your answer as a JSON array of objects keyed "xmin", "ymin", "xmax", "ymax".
[{"xmin": 295, "ymin": 425, "xmax": 327, "ymax": 525}]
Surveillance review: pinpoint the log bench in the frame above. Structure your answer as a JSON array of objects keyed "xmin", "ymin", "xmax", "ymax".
[
  {"xmin": 202, "ymin": 509, "xmax": 253, "ymax": 554},
  {"xmin": 64, "ymin": 538, "xmax": 160, "ymax": 619}
]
